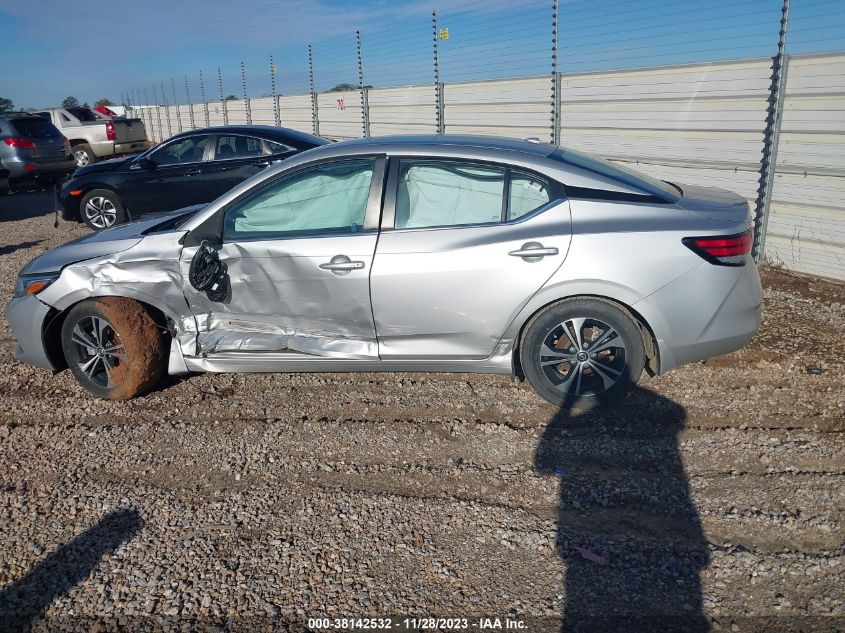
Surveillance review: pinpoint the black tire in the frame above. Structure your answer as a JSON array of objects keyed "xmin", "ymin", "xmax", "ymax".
[
  {"xmin": 72, "ymin": 143, "xmax": 97, "ymax": 168},
  {"xmin": 61, "ymin": 298, "xmax": 165, "ymax": 400},
  {"xmin": 520, "ymin": 297, "xmax": 645, "ymax": 409},
  {"xmin": 80, "ymin": 188, "xmax": 126, "ymax": 230}
]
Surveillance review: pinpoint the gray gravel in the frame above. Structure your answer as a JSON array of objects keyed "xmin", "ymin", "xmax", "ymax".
[{"xmin": 0, "ymin": 191, "xmax": 843, "ymax": 632}]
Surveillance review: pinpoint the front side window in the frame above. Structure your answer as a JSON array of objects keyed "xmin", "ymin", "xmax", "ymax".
[
  {"xmin": 396, "ymin": 161, "xmax": 505, "ymax": 229},
  {"xmin": 224, "ymin": 159, "xmax": 375, "ymax": 239},
  {"xmin": 215, "ymin": 135, "xmax": 263, "ymax": 160},
  {"xmin": 151, "ymin": 135, "xmax": 210, "ymax": 166}
]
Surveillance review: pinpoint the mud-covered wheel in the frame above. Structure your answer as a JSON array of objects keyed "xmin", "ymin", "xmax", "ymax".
[
  {"xmin": 520, "ymin": 297, "xmax": 645, "ymax": 409},
  {"xmin": 60, "ymin": 297, "xmax": 165, "ymax": 400}
]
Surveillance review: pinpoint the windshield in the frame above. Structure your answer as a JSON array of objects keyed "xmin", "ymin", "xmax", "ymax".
[{"xmin": 551, "ymin": 148, "xmax": 681, "ymax": 201}]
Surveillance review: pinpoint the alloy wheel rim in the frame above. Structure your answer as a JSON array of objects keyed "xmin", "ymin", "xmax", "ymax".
[
  {"xmin": 70, "ymin": 316, "xmax": 127, "ymax": 389},
  {"xmin": 74, "ymin": 150, "xmax": 89, "ymax": 167},
  {"xmin": 83, "ymin": 196, "xmax": 117, "ymax": 229},
  {"xmin": 539, "ymin": 317, "xmax": 627, "ymax": 396}
]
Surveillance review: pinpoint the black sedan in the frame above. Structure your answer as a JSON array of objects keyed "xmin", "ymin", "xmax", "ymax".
[{"xmin": 59, "ymin": 126, "xmax": 328, "ymax": 230}]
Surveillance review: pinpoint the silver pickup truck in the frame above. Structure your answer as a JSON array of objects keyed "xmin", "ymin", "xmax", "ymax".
[{"xmin": 34, "ymin": 107, "xmax": 150, "ymax": 167}]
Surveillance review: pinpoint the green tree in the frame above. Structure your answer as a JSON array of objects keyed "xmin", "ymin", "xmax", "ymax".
[
  {"xmin": 95, "ymin": 97, "xmax": 114, "ymax": 107},
  {"xmin": 327, "ymin": 83, "xmax": 357, "ymax": 92},
  {"xmin": 62, "ymin": 96, "xmax": 79, "ymax": 108},
  {"xmin": 224, "ymin": 94, "xmax": 238, "ymax": 101},
  {"xmin": 81, "ymin": 102, "xmax": 90, "ymax": 109},
  {"xmin": 0, "ymin": 97, "xmax": 13, "ymax": 113}
]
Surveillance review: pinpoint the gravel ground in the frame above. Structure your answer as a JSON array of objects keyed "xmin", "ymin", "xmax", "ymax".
[{"xmin": 0, "ymin": 191, "xmax": 843, "ymax": 632}]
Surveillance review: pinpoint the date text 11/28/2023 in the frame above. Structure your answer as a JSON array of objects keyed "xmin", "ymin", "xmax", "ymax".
[{"xmin": 307, "ymin": 617, "xmax": 528, "ymax": 630}]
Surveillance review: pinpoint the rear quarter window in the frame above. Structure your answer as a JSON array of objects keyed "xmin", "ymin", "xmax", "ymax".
[{"xmin": 10, "ymin": 118, "xmax": 61, "ymax": 139}]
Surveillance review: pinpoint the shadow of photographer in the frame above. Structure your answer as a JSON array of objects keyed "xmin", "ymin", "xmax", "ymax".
[{"xmin": 536, "ymin": 386, "xmax": 709, "ymax": 632}]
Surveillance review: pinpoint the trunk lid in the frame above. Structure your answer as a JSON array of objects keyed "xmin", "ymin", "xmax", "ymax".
[{"xmin": 675, "ymin": 183, "xmax": 751, "ymax": 223}]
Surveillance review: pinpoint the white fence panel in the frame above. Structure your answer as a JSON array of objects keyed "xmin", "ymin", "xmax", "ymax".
[
  {"xmin": 444, "ymin": 76, "xmax": 552, "ymax": 140},
  {"xmin": 767, "ymin": 53, "xmax": 845, "ymax": 280},
  {"xmin": 559, "ymin": 58, "xmax": 773, "ymax": 202},
  {"xmin": 250, "ymin": 96, "xmax": 277, "ymax": 126},
  {"xmin": 225, "ymin": 99, "xmax": 249, "ymax": 125},
  {"xmin": 368, "ymin": 86, "xmax": 437, "ymax": 136},
  {"xmin": 317, "ymin": 90, "xmax": 364, "ymax": 140},
  {"xmin": 279, "ymin": 94, "xmax": 314, "ymax": 133}
]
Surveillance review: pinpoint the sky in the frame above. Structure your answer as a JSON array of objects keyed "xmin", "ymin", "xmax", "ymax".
[{"xmin": 0, "ymin": 0, "xmax": 842, "ymax": 109}]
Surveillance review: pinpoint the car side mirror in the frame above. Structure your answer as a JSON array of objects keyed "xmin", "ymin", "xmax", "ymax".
[
  {"xmin": 134, "ymin": 157, "xmax": 156, "ymax": 170},
  {"xmin": 188, "ymin": 241, "xmax": 225, "ymax": 292}
]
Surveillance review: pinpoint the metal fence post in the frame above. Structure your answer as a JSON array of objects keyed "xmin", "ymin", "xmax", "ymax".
[
  {"xmin": 308, "ymin": 45, "xmax": 320, "ymax": 136},
  {"xmin": 185, "ymin": 75, "xmax": 195, "ymax": 130},
  {"xmin": 199, "ymin": 70, "xmax": 210, "ymax": 127},
  {"xmin": 432, "ymin": 11, "xmax": 444, "ymax": 134},
  {"xmin": 357, "ymin": 30, "xmax": 370, "ymax": 138},
  {"xmin": 270, "ymin": 54, "xmax": 281, "ymax": 126},
  {"xmin": 151, "ymin": 85, "xmax": 164, "ymax": 143},
  {"xmin": 551, "ymin": 0, "xmax": 561, "ymax": 145},
  {"xmin": 752, "ymin": 0, "xmax": 790, "ymax": 263},
  {"xmin": 241, "ymin": 61, "xmax": 252, "ymax": 125},
  {"xmin": 171, "ymin": 78, "xmax": 182, "ymax": 133},
  {"xmin": 218, "ymin": 66, "xmax": 229, "ymax": 125},
  {"xmin": 160, "ymin": 81, "xmax": 172, "ymax": 138}
]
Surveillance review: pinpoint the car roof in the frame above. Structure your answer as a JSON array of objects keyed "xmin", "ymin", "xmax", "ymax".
[
  {"xmin": 172, "ymin": 125, "xmax": 327, "ymax": 147},
  {"xmin": 333, "ymin": 134, "xmax": 556, "ymax": 157}
]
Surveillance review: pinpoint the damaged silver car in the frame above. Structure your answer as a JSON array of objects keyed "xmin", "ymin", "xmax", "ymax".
[{"xmin": 6, "ymin": 135, "xmax": 762, "ymax": 406}]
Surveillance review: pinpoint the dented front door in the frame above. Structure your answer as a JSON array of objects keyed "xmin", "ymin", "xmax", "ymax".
[
  {"xmin": 179, "ymin": 157, "xmax": 384, "ymax": 359},
  {"xmin": 180, "ymin": 234, "xmax": 379, "ymax": 358}
]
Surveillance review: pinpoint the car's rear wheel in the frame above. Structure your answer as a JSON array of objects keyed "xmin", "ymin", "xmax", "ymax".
[
  {"xmin": 80, "ymin": 189, "xmax": 126, "ymax": 230},
  {"xmin": 72, "ymin": 143, "xmax": 97, "ymax": 167},
  {"xmin": 520, "ymin": 298, "xmax": 645, "ymax": 409},
  {"xmin": 60, "ymin": 298, "xmax": 165, "ymax": 400}
]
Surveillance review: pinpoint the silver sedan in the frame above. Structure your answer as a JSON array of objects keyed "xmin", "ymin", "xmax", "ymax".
[{"xmin": 5, "ymin": 135, "xmax": 762, "ymax": 406}]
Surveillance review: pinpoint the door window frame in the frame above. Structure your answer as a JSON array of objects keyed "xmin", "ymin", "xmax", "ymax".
[
  {"xmin": 185, "ymin": 155, "xmax": 387, "ymax": 245},
  {"xmin": 380, "ymin": 156, "xmax": 564, "ymax": 232}
]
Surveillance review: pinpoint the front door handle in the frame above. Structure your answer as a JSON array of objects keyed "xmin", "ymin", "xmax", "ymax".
[
  {"xmin": 509, "ymin": 242, "xmax": 559, "ymax": 261},
  {"xmin": 319, "ymin": 254, "xmax": 365, "ymax": 275},
  {"xmin": 184, "ymin": 168, "xmax": 202, "ymax": 176}
]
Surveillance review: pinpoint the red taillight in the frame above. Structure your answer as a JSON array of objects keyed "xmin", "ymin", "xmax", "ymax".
[
  {"xmin": 683, "ymin": 230, "xmax": 753, "ymax": 266},
  {"xmin": 105, "ymin": 121, "xmax": 116, "ymax": 141},
  {"xmin": 3, "ymin": 138, "xmax": 36, "ymax": 149}
]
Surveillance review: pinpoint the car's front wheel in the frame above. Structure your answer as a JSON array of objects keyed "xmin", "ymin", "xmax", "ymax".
[
  {"xmin": 80, "ymin": 189, "xmax": 126, "ymax": 230},
  {"xmin": 520, "ymin": 297, "xmax": 645, "ymax": 409},
  {"xmin": 60, "ymin": 298, "xmax": 165, "ymax": 400}
]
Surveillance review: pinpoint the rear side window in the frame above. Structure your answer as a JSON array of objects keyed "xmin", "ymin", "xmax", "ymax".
[
  {"xmin": 215, "ymin": 135, "xmax": 263, "ymax": 160},
  {"xmin": 395, "ymin": 160, "xmax": 555, "ymax": 229},
  {"xmin": 266, "ymin": 140, "xmax": 295, "ymax": 155},
  {"xmin": 509, "ymin": 173, "xmax": 551, "ymax": 220},
  {"xmin": 10, "ymin": 117, "xmax": 60, "ymax": 139},
  {"xmin": 396, "ymin": 162, "xmax": 505, "ymax": 229}
]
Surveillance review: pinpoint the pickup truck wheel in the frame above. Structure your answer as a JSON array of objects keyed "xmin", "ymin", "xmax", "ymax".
[
  {"xmin": 80, "ymin": 189, "xmax": 126, "ymax": 230},
  {"xmin": 72, "ymin": 143, "xmax": 97, "ymax": 167},
  {"xmin": 60, "ymin": 298, "xmax": 165, "ymax": 400}
]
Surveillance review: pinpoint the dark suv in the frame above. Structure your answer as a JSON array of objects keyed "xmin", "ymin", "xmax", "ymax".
[{"xmin": 0, "ymin": 112, "xmax": 77, "ymax": 190}]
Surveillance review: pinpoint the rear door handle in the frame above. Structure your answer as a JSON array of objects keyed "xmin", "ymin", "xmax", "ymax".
[
  {"xmin": 319, "ymin": 254, "xmax": 365, "ymax": 275},
  {"xmin": 509, "ymin": 242, "xmax": 559, "ymax": 260},
  {"xmin": 184, "ymin": 168, "xmax": 202, "ymax": 176}
]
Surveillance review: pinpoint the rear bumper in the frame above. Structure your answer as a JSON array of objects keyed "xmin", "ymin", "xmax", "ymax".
[
  {"xmin": 92, "ymin": 140, "xmax": 150, "ymax": 158},
  {"xmin": 5, "ymin": 155, "xmax": 76, "ymax": 184},
  {"xmin": 4, "ymin": 294, "xmax": 54, "ymax": 371},
  {"xmin": 635, "ymin": 261, "xmax": 763, "ymax": 373}
]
